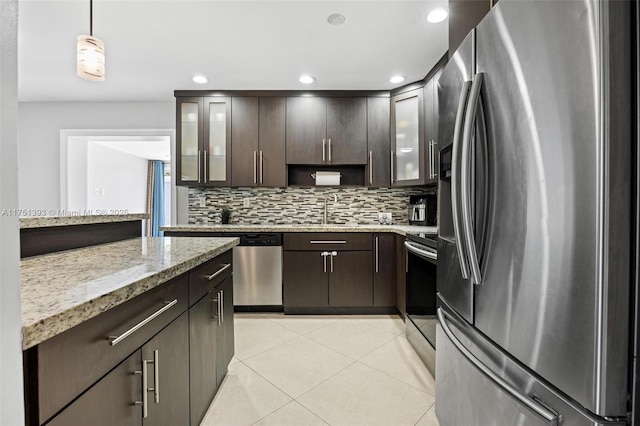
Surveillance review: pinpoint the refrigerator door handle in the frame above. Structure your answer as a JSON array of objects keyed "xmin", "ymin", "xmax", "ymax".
[
  {"xmin": 437, "ymin": 307, "xmax": 560, "ymax": 426},
  {"xmin": 451, "ymin": 80, "xmax": 473, "ymax": 279},
  {"xmin": 460, "ymin": 73, "xmax": 484, "ymax": 285}
]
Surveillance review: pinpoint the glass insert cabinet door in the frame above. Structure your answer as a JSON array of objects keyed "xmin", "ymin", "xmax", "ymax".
[
  {"xmin": 391, "ymin": 88, "xmax": 425, "ymax": 186},
  {"xmin": 203, "ymin": 97, "xmax": 231, "ymax": 186},
  {"xmin": 179, "ymin": 98, "xmax": 201, "ymax": 184}
]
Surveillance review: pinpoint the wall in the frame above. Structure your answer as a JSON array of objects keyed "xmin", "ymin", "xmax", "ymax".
[
  {"xmin": 18, "ymin": 101, "xmax": 174, "ymax": 210},
  {"xmin": 0, "ymin": 0, "xmax": 24, "ymax": 424},
  {"xmin": 189, "ymin": 186, "xmax": 435, "ymax": 225},
  {"xmin": 86, "ymin": 142, "xmax": 148, "ymax": 212}
]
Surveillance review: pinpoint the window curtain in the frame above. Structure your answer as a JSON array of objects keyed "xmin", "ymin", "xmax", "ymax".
[{"xmin": 146, "ymin": 160, "xmax": 165, "ymax": 237}]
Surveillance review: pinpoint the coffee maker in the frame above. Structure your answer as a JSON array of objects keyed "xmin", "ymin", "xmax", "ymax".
[{"xmin": 409, "ymin": 194, "xmax": 437, "ymax": 226}]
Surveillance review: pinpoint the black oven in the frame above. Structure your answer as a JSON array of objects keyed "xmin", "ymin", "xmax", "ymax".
[{"xmin": 404, "ymin": 233, "xmax": 438, "ymax": 375}]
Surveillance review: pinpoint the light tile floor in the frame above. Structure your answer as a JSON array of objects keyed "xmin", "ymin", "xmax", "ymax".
[{"xmin": 201, "ymin": 313, "xmax": 440, "ymax": 426}]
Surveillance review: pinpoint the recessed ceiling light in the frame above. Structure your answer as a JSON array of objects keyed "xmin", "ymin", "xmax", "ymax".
[
  {"xmin": 299, "ymin": 75, "xmax": 316, "ymax": 84},
  {"xmin": 192, "ymin": 75, "xmax": 208, "ymax": 84},
  {"xmin": 427, "ymin": 8, "xmax": 448, "ymax": 23},
  {"xmin": 389, "ymin": 75, "xmax": 406, "ymax": 84},
  {"xmin": 327, "ymin": 13, "xmax": 346, "ymax": 25}
]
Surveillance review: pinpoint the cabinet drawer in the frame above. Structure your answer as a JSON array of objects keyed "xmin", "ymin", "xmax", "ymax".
[
  {"xmin": 28, "ymin": 274, "xmax": 188, "ymax": 425},
  {"xmin": 189, "ymin": 251, "xmax": 233, "ymax": 305},
  {"xmin": 284, "ymin": 233, "xmax": 372, "ymax": 251}
]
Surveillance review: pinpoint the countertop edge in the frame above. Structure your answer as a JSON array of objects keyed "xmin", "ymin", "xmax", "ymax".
[
  {"xmin": 161, "ymin": 224, "xmax": 437, "ymax": 236},
  {"xmin": 20, "ymin": 213, "xmax": 150, "ymax": 229},
  {"xmin": 21, "ymin": 238, "xmax": 238, "ymax": 350}
]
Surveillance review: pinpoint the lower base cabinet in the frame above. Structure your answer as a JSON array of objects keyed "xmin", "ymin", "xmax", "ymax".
[
  {"xmin": 26, "ymin": 251, "xmax": 235, "ymax": 426},
  {"xmin": 189, "ymin": 275, "xmax": 235, "ymax": 426},
  {"xmin": 49, "ymin": 313, "xmax": 190, "ymax": 426}
]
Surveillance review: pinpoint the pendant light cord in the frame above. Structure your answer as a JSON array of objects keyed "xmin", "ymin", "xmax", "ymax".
[{"xmin": 90, "ymin": 0, "xmax": 93, "ymax": 36}]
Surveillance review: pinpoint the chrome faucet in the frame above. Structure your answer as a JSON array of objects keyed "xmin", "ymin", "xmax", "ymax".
[{"xmin": 323, "ymin": 193, "xmax": 338, "ymax": 225}]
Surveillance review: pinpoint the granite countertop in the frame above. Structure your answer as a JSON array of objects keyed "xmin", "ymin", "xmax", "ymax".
[
  {"xmin": 161, "ymin": 224, "xmax": 438, "ymax": 236},
  {"xmin": 20, "ymin": 213, "xmax": 149, "ymax": 229},
  {"xmin": 21, "ymin": 236, "xmax": 238, "ymax": 349}
]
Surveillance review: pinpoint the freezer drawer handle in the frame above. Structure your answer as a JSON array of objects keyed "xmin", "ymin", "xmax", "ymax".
[
  {"xmin": 108, "ymin": 299, "xmax": 178, "ymax": 346},
  {"xmin": 206, "ymin": 263, "xmax": 231, "ymax": 281},
  {"xmin": 437, "ymin": 308, "xmax": 559, "ymax": 426}
]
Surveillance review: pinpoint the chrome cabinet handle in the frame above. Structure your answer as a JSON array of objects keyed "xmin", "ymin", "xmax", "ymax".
[
  {"xmin": 152, "ymin": 349, "xmax": 159, "ymax": 404},
  {"xmin": 375, "ymin": 236, "xmax": 379, "ymax": 273},
  {"xmin": 253, "ymin": 151, "xmax": 257, "ymax": 184},
  {"xmin": 438, "ymin": 308, "xmax": 559, "ymax": 425},
  {"xmin": 461, "ymin": 73, "xmax": 484, "ymax": 285},
  {"xmin": 451, "ymin": 80, "xmax": 472, "ymax": 280},
  {"xmin": 390, "ymin": 151, "xmax": 395, "ymax": 184},
  {"xmin": 310, "ymin": 240, "xmax": 347, "ymax": 244},
  {"xmin": 432, "ymin": 141, "xmax": 438, "ymax": 179},
  {"xmin": 197, "ymin": 151, "xmax": 202, "ymax": 184},
  {"xmin": 220, "ymin": 290, "xmax": 224, "ymax": 324},
  {"xmin": 369, "ymin": 151, "xmax": 373, "ymax": 185},
  {"xmin": 330, "ymin": 251, "xmax": 337, "ymax": 272},
  {"xmin": 134, "ymin": 360, "xmax": 149, "ymax": 418},
  {"xmin": 328, "ymin": 139, "xmax": 332, "ymax": 163},
  {"xmin": 108, "ymin": 299, "xmax": 178, "ymax": 346},
  {"xmin": 259, "ymin": 151, "xmax": 264, "ymax": 184},
  {"xmin": 203, "ymin": 150, "xmax": 208, "ymax": 183},
  {"xmin": 321, "ymin": 251, "xmax": 329, "ymax": 273},
  {"xmin": 207, "ymin": 263, "xmax": 231, "ymax": 281},
  {"xmin": 217, "ymin": 291, "xmax": 222, "ymax": 326},
  {"xmin": 322, "ymin": 138, "xmax": 326, "ymax": 162},
  {"xmin": 211, "ymin": 291, "xmax": 219, "ymax": 320}
]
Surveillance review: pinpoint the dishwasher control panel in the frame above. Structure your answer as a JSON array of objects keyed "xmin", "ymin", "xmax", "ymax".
[{"xmin": 239, "ymin": 234, "xmax": 282, "ymax": 246}]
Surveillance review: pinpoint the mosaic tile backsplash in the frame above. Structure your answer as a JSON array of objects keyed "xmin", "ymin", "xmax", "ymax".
[{"xmin": 188, "ymin": 187, "xmax": 436, "ymax": 225}]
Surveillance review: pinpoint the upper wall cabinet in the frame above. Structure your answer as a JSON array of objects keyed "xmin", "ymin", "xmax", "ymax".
[
  {"xmin": 286, "ymin": 97, "xmax": 367, "ymax": 165},
  {"xmin": 176, "ymin": 96, "xmax": 232, "ymax": 187},
  {"xmin": 367, "ymin": 97, "xmax": 391, "ymax": 187},
  {"xmin": 391, "ymin": 88, "xmax": 426, "ymax": 186},
  {"xmin": 449, "ymin": 0, "xmax": 492, "ymax": 55},
  {"xmin": 231, "ymin": 97, "xmax": 286, "ymax": 187}
]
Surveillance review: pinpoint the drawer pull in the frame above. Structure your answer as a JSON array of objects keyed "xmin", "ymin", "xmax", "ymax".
[
  {"xmin": 108, "ymin": 299, "xmax": 178, "ymax": 346},
  {"xmin": 310, "ymin": 240, "xmax": 347, "ymax": 244},
  {"xmin": 206, "ymin": 263, "xmax": 231, "ymax": 281}
]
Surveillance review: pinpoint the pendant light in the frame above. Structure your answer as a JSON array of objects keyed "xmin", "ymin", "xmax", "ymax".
[{"xmin": 77, "ymin": 0, "xmax": 105, "ymax": 81}]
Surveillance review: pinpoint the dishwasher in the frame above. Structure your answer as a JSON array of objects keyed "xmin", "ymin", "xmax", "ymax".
[{"xmin": 232, "ymin": 233, "xmax": 283, "ymax": 311}]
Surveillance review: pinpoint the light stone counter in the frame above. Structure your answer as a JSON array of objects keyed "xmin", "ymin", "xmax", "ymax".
[
  {"xmin": 21, "ymin": 236, "xmax": 238, "ymax": 349},
  {"xmin": 161, "ymin": 224, "xmax": 438, "ymax": 236},
  {"xmin": 20, "ymin": 213, "xmax": 149, "ymax": 229}
]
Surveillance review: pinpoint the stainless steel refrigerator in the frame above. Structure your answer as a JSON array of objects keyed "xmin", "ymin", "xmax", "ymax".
[{"xmin": 436, "ymin": 0, "xmax": 634, "ymax": 424}]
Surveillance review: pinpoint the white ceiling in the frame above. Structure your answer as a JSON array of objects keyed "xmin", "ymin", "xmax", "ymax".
[{"xmin": 18, "ymin": 0, "xmax": 449, "ymax": 102}]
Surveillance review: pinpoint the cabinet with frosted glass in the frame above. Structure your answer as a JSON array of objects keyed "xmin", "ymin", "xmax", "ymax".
[
  {"xmin": 390, "ymin": 88, "xmax": 426, "ymax": 186},
  {"xmin": 176, "ymin": 96, "xmax": 232, "ymax": 187}
]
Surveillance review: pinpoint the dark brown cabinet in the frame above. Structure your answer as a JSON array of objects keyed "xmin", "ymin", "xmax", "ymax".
[
  {"xmin": 176, "ymin": 96, "xmax": 232, "ymax": 187},
  {"xmin": 366, "ymin": 97, "xmax": 391, "ymax": 187},
  {"xmin": 328, "ymin": 251, "xmax": 373, "ymax": 306},
  {"xmin": 25, "ymin": 250, "xmax": 235, "ymax": 426},
  {"xmin": 49, "ymin": 313, "xmax": 190, "ymax": 426},
  {"xmin": 48, "ymin": 351, "xmax": 142, "ymax": 426},
  {"xmin": 391, "ymin": 88, "xmax": 426, "ymax": 186},
  {"xmin": 286, "ymin": 97, "xmax": 367, "ymax": 165},
  {"xmin": 283, "ymin": 233, "xmax": 373, "ymax": 311},
  {"xmin": 396, "ymin": 235, "xmax": 407, "ymax": 318},
  {"xmin": 373, "ymin": 233, "xmax": 396, "ymax": 307},
  {"xmin": 188, "ymin": 258, "xmax": 234, "ymax": 426},
  {"xmin": 449, "ymin": 0, "xmax": 491, "ymax": 55},
  {"xmin": 231, "ymin": 97, "xmax": 286, "ymax": 187},
  {"xmin": 424, "ymin": 76, "xmax": 440, "ymax": 185}
]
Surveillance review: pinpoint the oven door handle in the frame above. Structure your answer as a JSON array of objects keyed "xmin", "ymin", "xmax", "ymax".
[{"xmin": 404, "ymin": 241, "xmax": 438, "ymax": 261}]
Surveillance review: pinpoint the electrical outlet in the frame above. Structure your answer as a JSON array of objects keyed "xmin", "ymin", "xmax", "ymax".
[
  {"xmin": 94, "ymin": 188, "xmax": 100, "ymax": 196},
  {"xmin": 198, "ymin": 197, "xmax": 206, "ymax": 208},
  {"xmin": 377, "ymin": 212, "xmax": 393, "ymax": 225},
  {"xmin": 243, "ymin": 198, "xmax": 250, "ymax": 208}
]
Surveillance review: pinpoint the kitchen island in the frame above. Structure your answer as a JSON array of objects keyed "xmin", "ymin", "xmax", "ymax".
[{"xmin": 22, "ymin": 236, "xmax": 238, "ymax": 426}]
